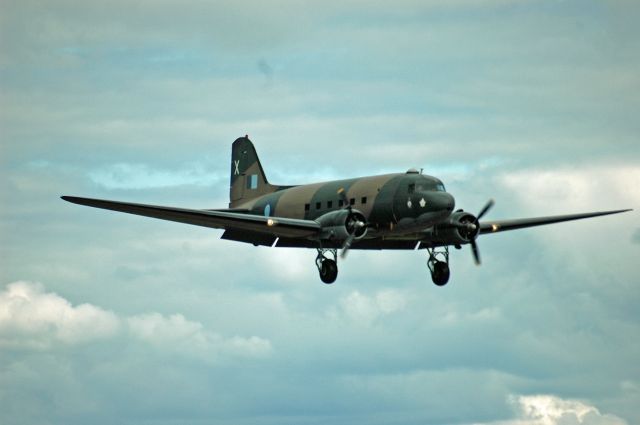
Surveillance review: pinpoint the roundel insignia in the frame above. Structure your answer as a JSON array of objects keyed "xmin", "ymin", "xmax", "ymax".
[{"xmin": 264, "ymin": 204, "xmax": 271, "ymax": 217}]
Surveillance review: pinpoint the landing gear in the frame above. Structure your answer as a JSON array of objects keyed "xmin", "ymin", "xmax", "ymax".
[
  {"xmin": 427, "ymin": 247, "xmax": 450, "ymax": 286},
  {"xmin": 316, "ymin": 248, "xmax": 338, "ymax": 284}
]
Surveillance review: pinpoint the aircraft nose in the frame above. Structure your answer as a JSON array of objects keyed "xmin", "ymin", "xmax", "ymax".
[{"xmin": 433, "ymin": 192, "xmax": 455, "ymax": 212}]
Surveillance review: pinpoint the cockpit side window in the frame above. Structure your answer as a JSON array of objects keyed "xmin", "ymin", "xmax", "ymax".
[
  {"xmin": 408, "ymin": 183, "xmax": 415, "ymax": 194},
  {"xmin": 436, "ymin": 183, "xmax": 446, "ymax": 192}
]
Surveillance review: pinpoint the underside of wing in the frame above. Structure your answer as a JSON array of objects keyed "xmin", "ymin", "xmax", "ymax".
[
  {"xmin": 479, "ymin": 209, "xmax": 632, "ymax": 235},
  {"xmin": 61, "ymin": 196, "xmax": 320, "ymax": 239}
]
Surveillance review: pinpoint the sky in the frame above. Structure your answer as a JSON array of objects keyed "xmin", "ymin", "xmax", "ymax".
[{"xmin": 1, "ymin": 1, "xmax": 639, "ymax": 424}]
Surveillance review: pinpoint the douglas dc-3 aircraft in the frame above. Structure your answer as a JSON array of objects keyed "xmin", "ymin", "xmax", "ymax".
[{"xmin": 63, "ymin": 136, "xmax": 631, "ymax": 286}]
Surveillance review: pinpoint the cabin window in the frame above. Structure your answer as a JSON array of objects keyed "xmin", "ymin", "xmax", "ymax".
[
  {"xmin": 350, "ymin": 198, "xmax": 355, "ymax": 206},
  {"xmin": 327, "ymin": 200, "xmax": 333, "ymax": 208},
  {"xmin": 316, "ymin": 202, "xmax": 321, "ymax": 209},
  {"xmin": 361, "ymin": 197, "xmax": 367, "ymax": 205},
  {"xmin": 338, "ymin": 199, "xmax": 344, "ymax": 207},
  {"xmin": 408, "ymin": 183, "xmax": 415, "ymax": 194},
  {"xmin": 304, "ymin": 203, "xmax": 310, "ymax": 211}
]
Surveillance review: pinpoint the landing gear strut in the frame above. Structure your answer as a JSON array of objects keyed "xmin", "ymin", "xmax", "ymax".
[
  {"xmin": 427, "ymin": 246, "xmax": 450, "ymax": 286},
  {"xmin": 316, "ymin": 248, "xmax": 338, "ymax": 284}
]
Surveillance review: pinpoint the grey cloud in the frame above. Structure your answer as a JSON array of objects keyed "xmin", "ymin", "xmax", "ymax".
[
  {"xmin": 3, "ymin": 0, "xmax": 639, "ymax": 174},
  {"xmin": 88, "ymin": 162, "xmax": 225, "ymax": 189}
]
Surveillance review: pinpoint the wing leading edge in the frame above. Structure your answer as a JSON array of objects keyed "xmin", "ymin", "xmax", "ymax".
[
  {"xmin": 61, "ymin": 196, "xmax": 320, "ymax": 238},
  {"xmin": 479, "ymin": 209, "xmax": 632, "ymax": 235}
]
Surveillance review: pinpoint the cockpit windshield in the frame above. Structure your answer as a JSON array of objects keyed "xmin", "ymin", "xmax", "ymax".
[{"xmin": 413, "ymin": 180, "xmax": 446, "ymax": 193}]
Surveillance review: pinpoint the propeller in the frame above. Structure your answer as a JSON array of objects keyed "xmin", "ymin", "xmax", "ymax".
[
  {"xmin": 341, "ymin": 219, "xmax": 366, "ymax": 259},
  {"xmin": 477, "ymin": 199, "xmax": 495, "ymax": 221},
  {"xmin": 337, "ymin": 188, "xmax": 366, "ymax": 259},
  {"xmin": 470, "ymin": 199, "xmax": 494, "ymax": 265}
]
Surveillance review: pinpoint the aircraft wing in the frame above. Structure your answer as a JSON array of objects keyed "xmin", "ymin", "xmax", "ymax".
[
  {"xmin": 479, "ymin": 209, "xmax": 631, "ymax": 235},
  {"xmin": 61, "ymin": 196, "xmax": 320, "ymax": 238}
]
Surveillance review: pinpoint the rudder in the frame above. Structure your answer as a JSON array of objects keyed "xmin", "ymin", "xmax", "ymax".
[{"xmin": 229, "ymin": 136, "xmax": 275, "ymax": 207}]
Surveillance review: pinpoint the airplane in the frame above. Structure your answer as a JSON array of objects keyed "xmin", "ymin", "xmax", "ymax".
[{"xmin": 62, "ymin": 136, "xmax": 632, "ymax": 286}]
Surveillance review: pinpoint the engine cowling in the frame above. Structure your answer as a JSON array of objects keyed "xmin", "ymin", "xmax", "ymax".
[
  {"xmin": 317, "ymin": 209, "xmax": 368, "ymax": 241},
  {"xmin": 432, "ymin": 211, "xmax": 479, "ymax": 244}
]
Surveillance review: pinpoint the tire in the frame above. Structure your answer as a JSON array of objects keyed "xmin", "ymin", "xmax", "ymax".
[
  {"xmin": 431, "ymin": 261, "xmax": 450, "ymax": 286},
  {"xmin": 320, "ymin": 259, "xmax": 338, "ymax": 284}
]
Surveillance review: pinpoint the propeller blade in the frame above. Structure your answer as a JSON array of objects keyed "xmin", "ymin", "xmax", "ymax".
[
  {"xmin": 477, "ymin": 199, "xmax": 495, "ymax": 220},
  {"xmin": 338, "ymin": 188, "xmax": 351, "ymax": 211},
  {"xmin": 341, "ymin": 234, "xmax": 355, "ymax": 259},
  {"xmin": 471, "ymin": 240, "xmax": 481, "ymax": 265},
  {"xmin": 337, "ymin": 188, "xmax": 364, "ymax": 259},
  {"xmin": 342, "ymin": 220, "xmax": 366, "ymax": 259}
]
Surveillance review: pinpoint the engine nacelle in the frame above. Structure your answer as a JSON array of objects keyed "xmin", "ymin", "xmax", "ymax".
[
  {"xmin": 317, "ymin": 209, "xmax": 368, "ymax": 241},
  {"xmin": 432, "ymin": 211, "xmax": 478, "ymax": 244}
]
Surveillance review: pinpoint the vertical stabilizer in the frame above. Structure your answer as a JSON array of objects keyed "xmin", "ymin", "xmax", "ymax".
[{"xmin": 229, "ymin": 136, "xmax": 277, "ymax": 207}]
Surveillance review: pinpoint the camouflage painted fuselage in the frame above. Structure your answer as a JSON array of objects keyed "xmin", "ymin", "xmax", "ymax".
[{"xmin": 225, "ymin": 137, "xmax": 455, "ymax": 249}]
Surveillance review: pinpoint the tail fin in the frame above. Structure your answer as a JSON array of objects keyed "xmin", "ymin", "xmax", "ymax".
[{"xmin": 229, "ymin": 136, "xmax": 277, "ymax": 207}]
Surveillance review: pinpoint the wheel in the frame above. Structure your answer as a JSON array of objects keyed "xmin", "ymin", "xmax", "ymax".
[
  {"xmin": 431, "ymin": 261, "xmax": 450, "ymax": 286},
  {"xmin": 319, "ymin": 259, "xmax": 338, "ymax": 284}
]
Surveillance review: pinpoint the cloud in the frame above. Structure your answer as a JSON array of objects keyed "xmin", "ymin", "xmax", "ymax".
[
  {"xmin": 0, "ymin": 282, "xmax": 271, "ymax": 361},
  {"xmin": 1, "ymin": 0, "xmax": 522, "ymax": 65},
  {"xmin": 497, "ymin": 165, "xmax": 640, "ymax": 213},
  {"xmin": 491, "ymin": 164, "xmax": 638, "ymax": 281},
  {"xmin": 0, "ymin": 281, "xmax": 119, "ymax": 348},
  {"xmin": 483, "ymin": 394, "xmax": 629, "ymax": 425},
  {"xmin": 329, "ymin": 289, "xmax": 407, "ymax": 325},
  {"xmin": 88, "ymin": 162, "xmax": 224, "ymax": 189},
  {"xmin": 128, "ymin": 312, "xmax": 272, "ymax": 361}
]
